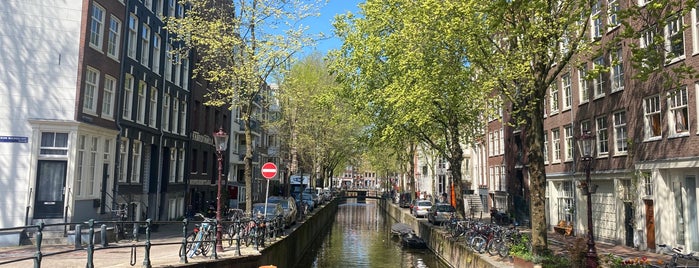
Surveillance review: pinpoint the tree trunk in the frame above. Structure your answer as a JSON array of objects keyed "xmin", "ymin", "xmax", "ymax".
[{"xmin": 526, "ymin": 85, "xmax": 549, "ymax": 256}]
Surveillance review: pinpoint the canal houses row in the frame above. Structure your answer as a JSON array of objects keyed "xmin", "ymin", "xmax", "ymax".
[
  {"xmin": 0, "ymin": 0, "xmax": 278, "ymax": 236},
  {"xmin": 409, "ymin": 0, "xmax": 699, "ymax": 253}
]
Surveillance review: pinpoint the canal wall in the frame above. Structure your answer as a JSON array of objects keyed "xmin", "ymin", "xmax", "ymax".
[{"xmin": 379, "ymin": 199, "xmax": 502, "ymax": 268}]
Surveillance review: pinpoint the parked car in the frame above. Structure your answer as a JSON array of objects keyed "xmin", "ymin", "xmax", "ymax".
[
  {"xmin": 252, "ymin": 202, "xmax": 284, "ymax": 222},
  {"xmin": 303, "ymin": 188, "xmax": 321, "ymax": 205},
  {"xmin": 427, "ymin": 203, "xmax": 456, "ymax": 225},
  {"xmin": 411, "ymin": 199, "xmax": 433, "ymax": 218},
  {"xmin": 268, "ymin": 196, "xmax": 297, "ymax": 228}
]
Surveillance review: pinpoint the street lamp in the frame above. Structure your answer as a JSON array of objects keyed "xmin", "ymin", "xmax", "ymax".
[
  {"xmin": 576, "ymin": 131, "xmax": 598, "ymax": 268},
  {"xmin": 213, "ymin": 127, "xmax": 229, "ymax": 253}
]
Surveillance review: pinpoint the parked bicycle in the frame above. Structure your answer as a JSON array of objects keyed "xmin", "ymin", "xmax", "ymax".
[
  {"xmin": 649, "ymin": 244, "xmax": 699, "ymax": 268},
  {"xmin": 179, "ymin": 213, "xmax": 216, "ymax": 258}
]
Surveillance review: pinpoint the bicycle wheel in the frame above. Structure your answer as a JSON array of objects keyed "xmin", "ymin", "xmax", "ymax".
[
  {"xmin": 498, "ymin": 242, "xmax": 510, "ymax": 258},
  {"xmin": 226, "ymin": 223, "xmax": 237, "ymax": 247},
  {"xmin": 200, "ymin": 232, "xmax": 213, "ymax": 256},
  {"xmin": 179, "ymin": 232, "xmax": 197, "ymax": 258},
  {"xmin": 487, "ymin": 238, "xmax": 502, "ymax": 256},
  {"xmin": 470, "ymin": 235, "xmax": 487, "ymax": 254}
]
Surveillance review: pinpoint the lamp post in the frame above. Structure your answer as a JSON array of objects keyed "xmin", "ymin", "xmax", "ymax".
[
  {"xmin": 577, "ymin": 131, "xmax": 598, "ymax": 268},
  {"xmin": 213, "ymin": 127, "xmax": 229, "ymax": 253}
]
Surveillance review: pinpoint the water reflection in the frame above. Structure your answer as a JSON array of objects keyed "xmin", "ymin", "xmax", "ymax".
[{"xmin": 295, "ymin": 199, "xmax": 448, "ymax": 268}]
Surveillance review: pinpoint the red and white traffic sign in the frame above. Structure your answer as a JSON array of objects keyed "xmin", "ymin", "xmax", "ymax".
[{"xmin": 261, "ymin": 162, "xmax": 278, "ymax": 179}]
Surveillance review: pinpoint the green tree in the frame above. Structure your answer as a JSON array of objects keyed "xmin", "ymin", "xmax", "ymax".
[
  {"xmin": 280, "ymin": 52, "xmax": 364, "ymax": 190},
  {"xmin": 166, "ymin": 0, "xmax": 320, "ymax": 213},
  {"xmin": 329, "ymin": 0, "xmax": 490, "ymax": 218},
  {"xmin": 459, "ymin": 0, "xmax": 698, "ymax": 258}
]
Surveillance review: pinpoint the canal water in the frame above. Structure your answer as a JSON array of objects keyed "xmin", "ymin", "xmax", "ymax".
[{"xmin": 295, "ymin": 199, "xmax": 449, "ymax": 268}]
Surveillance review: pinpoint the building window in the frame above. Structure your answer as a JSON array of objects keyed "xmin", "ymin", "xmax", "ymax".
[
  {"xmin": 107, "ymin": 16, "xmax": 121, "ymax": 59},
  {"xmin": 137, "ymin": 81, "xmax": 147, "ymax": 124},
  {"xmin": 174, "ymin": 54, "xmax": 182, "ymax": 86},
  {"xmin": 145, "ymin": 0, "xmax": 152, "ymax": 10},
  {"xmin": 153, "ymin": 34, "xmax": 161, "ymax": 73},
  {"xmin": 178, "ymin": 148, "xmax": 185, "ymax": 182},
  {"xmin": 558, "ymin": 181, "xmax": 574, "ymax": 223},
  {"xmin": 149, "ymin": 87, "xmax": 158, "ymax": 127},
  {"xmin": 123, "ymin": 74, "xmax": 134, "ymax": 120},
  {"xmin": 119, "ymin": 138, "xmax": 128, "ymax": 182},
  {"xmin": 578, "ymin": 66, "xmax": 589, "ymax": 104},
  {"xmin": 131, "ymin": 140, "xmax": 142, "ymax": 183},
  {"xmin": 550, "ymin": 84, "xmax": 559, "ymax": 114},
  {"xmin": 608, "ymin": 0, "xmax": 620, "ymax": 29},
  {"xmin": 87, "ymin": 137, "xmax": 98, "ymax": 196},
  {"xmin": 591, "ymin": 0, "xmax": 602, "ymax": 39},
  {"xmin": 642, "ymin": 171, "xmax": 653, "ymax": 196},
  {"xmin": 128, "ymin": 14, "xmax": 138, "ymax": 59},
  {"xmin": 610, "ymin": 47, "xmax": 624, "ymax": 92},
  {"xmin": 179, "ymin": 100, "xmax": 187, "ymax": 134},
  {"xmin": 76, "ymin": 136, "xmax": 85, "ymax": 196},
  {"xmin": 593, "ymin": 57, "xmax": 605, "ymax": 98},
  {"xmin": 102, "ymin": 75, "xmax": 116, "ymax": 119},
  {"xmin": 165, "ymin": 44, "xmax": 173, "ymax": 81},
  {"xmin": 692, "ymin": 7, "xmax": 699, "ymax": 54},
  {"xmin": 564, "ymin": 125, "xmax": 574, "ymax": 161},
  {"xmin": 191, "ymin": 149, "xmax": 198, "ymax": 174},
  {"xmin": 156, "ymin": 0, "xmax": 164, "ymax": 17},
  {"xmin": 665, "ymin": 15, "xmax": 685, "ymax": 61},
  {"xmin": 644, "ymin": 95, "xmax": 662, "ymax": 139},
  {"xmin": 141, "ymin": 24, "xmax": 150, "ymax": 67},
  {"xmin": 668, "ymin": 87, "xmax": 689, "ymax": 135},
  {"xmin": 168, "ymin": 0, "xmax": 176, "ymax": 17},
  {"xmin": 552, "ymin": 128, "xmax": 561, "ymax": 163},
  {"xmin": 639, "ymin": 28, "xmax": 657, "ymax": 68},
  {"xmin": 40, "ymin": 132, "xmax": 69, "ymax": 156},
  {"xmin": 182, "ymin": 58, "xmax": 189, "ymax": 90},
  {"xmin": 169, "ymin": 148, "xmax": 177, "ymax": 183},
  {"xmin": 173, "ymin": 98, "xmax": 179, "ymax": 133},
  {"xmin": 596, "ymin": 116, "xmax": 609, "ymax": 156},
  {"xmin": 163, "ymin": 94, "xmax": 170, "ymax": 131},
  {"xmin": 613, "ymin": 111, "xmax": 628, "ymax": 154},
  {"xmin": 83, "ymin": 67, "xmax": 99, "ymax": 114},
  {"xmin": 562, "ymin": 73, "xmax": 572, "ymax": 110},
  {"xmin": 89, "ymin": 4, "xmax": 105, "ymax": 50},
  {"xmin": 543, "ymin": 132, "xmax": 549, "ymax": 164}
]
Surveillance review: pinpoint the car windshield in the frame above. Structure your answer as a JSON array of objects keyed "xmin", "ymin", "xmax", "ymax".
[
  {"xmin": 253, "ymin": 205, "xmax": 278, "ymax": 215},
  {"xmin": 269, "ymin": 199, "xmax": 289, "ymax": 209},
  {"xmin": 417, "ymin": 201, "xmax": 432, "ymax": 206}
]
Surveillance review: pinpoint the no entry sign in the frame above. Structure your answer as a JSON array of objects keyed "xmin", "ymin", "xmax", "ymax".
[{"xmin": 261, "ymin": 162, "xmax": 278, "ymax": 179}]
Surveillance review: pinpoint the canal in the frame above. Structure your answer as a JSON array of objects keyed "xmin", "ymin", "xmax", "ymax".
[{"xmin": 294, "ymin": 199, "xmax": 450, "ymax": 268}]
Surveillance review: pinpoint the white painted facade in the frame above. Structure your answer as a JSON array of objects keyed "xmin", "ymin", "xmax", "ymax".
[{"xmin": 0, "ymin": 1, "xmax": 85, "ymax": 228}]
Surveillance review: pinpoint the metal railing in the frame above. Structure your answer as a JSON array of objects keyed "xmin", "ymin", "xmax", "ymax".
[{"xmin": 0, "ymin": 215, "xmax": 287, "ymax": 268}]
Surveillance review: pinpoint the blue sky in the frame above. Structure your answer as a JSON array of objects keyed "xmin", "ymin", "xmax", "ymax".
[{"xmin": 299, "ymin": 0, "xmax": 364, "ymax": 57}]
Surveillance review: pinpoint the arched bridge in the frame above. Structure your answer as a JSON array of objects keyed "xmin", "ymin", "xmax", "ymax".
[{"xmin": 339, "ymin": 189, "xmax": 384, "ymax": 201}]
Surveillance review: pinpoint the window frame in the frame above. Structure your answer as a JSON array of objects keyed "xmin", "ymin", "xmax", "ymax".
[
  {"xmin": 550, "ymin": 84, "xmax": 560, "ymax": 115},
  {"xmin": 668, "ymin": 87, "xmax": 689, "ymax": 136},
  {"xmin": 578, "ymin": 66, "xmax": 590, "ymax": 104},
  {"xmin": 610, "ymin": 47, "xmax": 624, "ymax": 93},
  {"xmin": 593, "ymin": 57, "xmax": 606, "ymax": 99},
  {"xmin": 102, "ymin": 75, "xmax": 116, "ymax": 119},
  {"xmin": 644, "ymin": 95, "xmax": 663, "ymax": 140},
  {"xmin": 613, "ymin": 110, "xmax": 628, "ymax": 155},
  {"xmin": 665, "ymin": 14, "xmax": 686, "ymax": 63},
  {"xmin": 83, "ymin": 67, "xmax": 100, "ymax": 115},
  {"xmin": 552, "ymin": 128, "xmax": 561, "ymax": 163},
  {"xmin": 122, "ymin": 74, "xmax": 134, "ymax": 120},
  {"xmin": 107, "ymin": 16, "xmax": 121, "ymax": 59},
  {"xmin": 89, "ymin": 3, "xmax": 105, "ymax": 51},
  {"xmin": 596, "ymin": 116, "xmax": 609, "ymax": 157}
]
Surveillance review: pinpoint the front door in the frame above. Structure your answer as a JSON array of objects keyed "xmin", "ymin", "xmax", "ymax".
[
  {"xmin": 34, "ymin": 160, "xmax": 67, "ymax": 219},
  {"xmin": 644, "ymin": 199, "xmax": 655, "ymax": 250}
]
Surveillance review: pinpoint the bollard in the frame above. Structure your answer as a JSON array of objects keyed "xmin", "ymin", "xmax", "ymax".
[
  {"xmin": 75, "ymin": 224, "xmax": 83, "ymax": 250},
  {"xmin": 142, "ymin": 219, "xmax": 152, "ymax": 268},
  {"xmin": 180, "ymin": 218, "xmax": 188, "ymax": 264},
  {"xmin": 86, "ymin": 219, "xmax": 95, "ymax": 268},
  {"xmin": 34, "ymin": 222, "xmax": 44, "ymax": 268},
  {"xmin": 100, "ymin": 224, "xmax": 108, "ymax": 247}
]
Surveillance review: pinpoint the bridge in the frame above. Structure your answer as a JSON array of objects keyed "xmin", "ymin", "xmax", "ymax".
[{"xmin": 339, "ymin": 189, "xmax": 384, "ymax": 201}]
